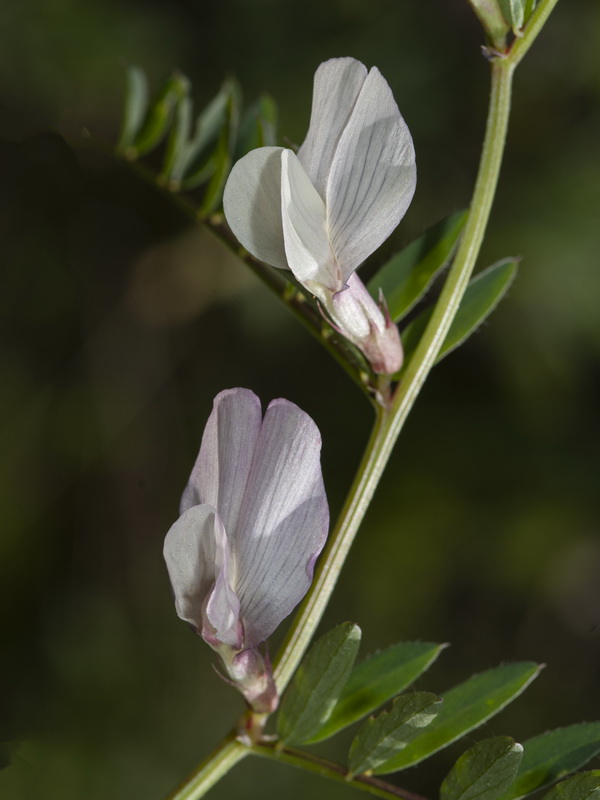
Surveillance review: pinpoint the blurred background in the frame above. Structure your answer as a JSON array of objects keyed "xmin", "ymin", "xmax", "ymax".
[{"xmin": 1, "ymin": 0, "xmax": 599, "ymax": 798}]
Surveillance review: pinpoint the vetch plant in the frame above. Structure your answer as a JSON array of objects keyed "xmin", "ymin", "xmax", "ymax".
[
  {"xmin": 104, "ymin": 1, "xmax": 600, "ymax": 799},
  {"xmin": 163, "ymin": 388, "xmax": 328, "ymax": 715},
  {"xmin": 223, "ymin": 57, "xmax": 415, "ymax": 376}
]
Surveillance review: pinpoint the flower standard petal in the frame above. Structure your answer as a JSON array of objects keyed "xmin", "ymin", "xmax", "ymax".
[
  {"xmin": 163, "ymin": 504, "xmax": 233, "ymax": 632},
  {"xmin": 232, "ymin": 398, "xmax": 329, "ymax": 649},
  {"xmin": 297, "ymin": 57, "xmax": 368, "ymax": 199},
  {"xmin": 180, "ymin": 388, "xmax": 263, "ymax": 538},
  {"xmin": 222, "ymin": 146, "xmax": 289, "ymax": 269},
  {"xmin": 280, "ymin": 149, "xmax": 340, "ymax": 291},
  {"xmin": 326, "ymin": 66, "xmax": 417, "ymax": 279}
]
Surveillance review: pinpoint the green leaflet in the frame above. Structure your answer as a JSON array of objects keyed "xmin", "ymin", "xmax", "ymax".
[
  {"xmin": 399, "ymin": 257, "xmax": 518, "ymax": 376},
  {"xmin": 371, "ymin": 662, "xmax": 541, "ymax": 775},
  {"xmin": 498, "ymin": 724, "xmax": 600, "ymax": 800},
  {"xmin": 367, "ymin": 211, "xmax": 467, "ymax": 324},
  {"xmin": 132, "ymin": 72, "xmax": 190, "ymax": 157},
  {"xmin": 277, "ymin": 623, "xmax": 361, "ymax": 745},
  {"xmin": 348, "ymin": 692, "xmax": 442, "ymax": 776},
  {"xmin": 235, "ymin": 94, "xmax": 278, "ymax": 159},
  {"xmin": 542, "ymin": 772, "xmax": 600, "ymax": 800},
  {"xmin": 117, "ymin": 65, "xmax": 149, "ymax": 152},
  {"xmin": 307, "ymin": 641, "xmax": 446, "ymax": 743},
  {"xmin": 441, "ymin": 737, "xmax": 524, "ymax": 800},
  {"xmin": 498, "ymin": 0, "xmax": 526, "ymax": 30}
]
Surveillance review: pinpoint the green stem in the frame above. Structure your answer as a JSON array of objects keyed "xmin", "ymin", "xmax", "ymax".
[
  {"xmin": 165, "ymin": 735, "xmax": 249, "ymax": 800},
  {"xmin": 273, "ymin": 56, "xmax": 515, "ymax": 691},
  {"xmin": 252, "ymin": 742, "xmax": 428, "ymax": 800}
]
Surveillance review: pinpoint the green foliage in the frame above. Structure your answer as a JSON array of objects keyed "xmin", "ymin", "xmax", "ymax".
[
  {"xmin": 367, "ymin": 211, "xmax": 467, "ymax": 323},
  {"xmin": 498, "ymin": 724, "xmax": 600, "ymax": 800},
  {"xmin": 543, "ymin": 772, "xmax": 600, "ymax": 800},
  {"xmin": 307, "ymin": 641, "xmax": 446, "ymax": 743},
  {"xmin": 277, "ymin": 623, "xmax": 361, "ymax": 745},
  {"xmin": 399, "ymin": 257, "xmax": 519, "ymax": 374},
  {"xmin": 117, "ymin": 65, "xmax": 149, "ymax": 152},
  {"xmin": 370, "ymin": 662, "xmax": 540, "ymax": 774},
  {"xmin": 348, "ymin": 692, "xmax": 441, "ymax": 776},
  {"xmin": 441, "ymin": 737, "xmax": 524, "ymax": 800},
  {"xmin": 116, "ymin": 66, "xmax": 278, "ymax": 208}
]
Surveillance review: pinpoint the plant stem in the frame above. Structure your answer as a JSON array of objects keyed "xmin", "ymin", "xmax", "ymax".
[
  {"xmin": 273, "ymin": 56, "xmax": 515, "ymax": 690},
  {"xmin": 252, "ymin": 742, "xmax": 429, "ymax": 800},
  {"xmin": 165, "ymin": 735, "xmax": 249, "ymax": 800}
]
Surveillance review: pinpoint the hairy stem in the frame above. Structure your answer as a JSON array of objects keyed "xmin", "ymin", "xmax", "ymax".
[{"xmin": 252, "ymin": 742, "xmax": 429, "ymax": 800}]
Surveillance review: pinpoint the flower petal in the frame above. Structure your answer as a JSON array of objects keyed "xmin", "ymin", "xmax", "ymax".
[
  {"xmin": 180, "ymin": 388, "xmax": 263, "ymax": 539},
  {"xmin": 297, "ymin": 57, "xmax": 368, "ymax": 199},
  {"xmin": 232, "ymin": 398, "xmax": 329, "ymax": 649},
  {"xmin": 163, "ymin": 504, "xmax": 233, "ymax": 633},
  {"xmin": 204, "ymin": 520, "xmax": 243, "ymax": 649},
  {"xmin": 326, "ymin": 67, "xmax": 416, "ymax": 280},
  {"xmin": 281, "ymin": 149, "xmax": 340, "ymax": 290},
  {"xmin": 222, "ymin": 146, "xmax": 289, "ymax": 269}
]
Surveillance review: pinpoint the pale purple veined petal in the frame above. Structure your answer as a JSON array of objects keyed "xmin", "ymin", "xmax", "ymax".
[
  {"xmin": 297, "ymin": 57, "xmax": 367, "ymax": 200},
  {"xmin": 163, "ymin": 504, "xmax": 236, "ymax": 634},
  {"xmin": 180, "ymin": 388, "xmax": 262, "ymax": 538},
  {"xmin": 281, "ymin": 149, "xmax": 340, "ymax": 291},
  {"xmin": 232, "ymin": 398, "xmax": 329, "ymax": 649},
  {"xmin": 222, "ymin": 146, "xmax": 289, "ymax": 269},
  {"xmin": 326, "ymin": 67, "xmax": 416, "ymax": 279}
]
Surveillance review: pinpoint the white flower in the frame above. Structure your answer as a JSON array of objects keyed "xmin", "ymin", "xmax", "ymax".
[
  {"xmin": 164, "ymin": 388, "xmax": 329, "ymax": 712},
  {"xmin": 223, "ymin": 57, "xmax": 416, "ymax": 374}
]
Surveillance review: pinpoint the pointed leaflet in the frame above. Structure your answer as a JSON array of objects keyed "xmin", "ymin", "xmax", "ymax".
[
  {"xmin": 326, "ymin": 66, "xmax": 416, "ymax": 280},
  {"xmin": 133, "ymin": 72, "xmax": 190, "ymax": 157},
  {"xmin": 199, "ymin": 79, "xmax": 241, "ymax": 213},
  {"xmin": 367, "ymin": 211, "xmax": 467, "ymax": 323},
  {"xmin": 277, "ymin": 623, "xmax": 361, "ymax": 745},
  {"xmin": 348, "ymin": 692, "xmax": 442, "ymax": 776},
  {"xmin": 542, "ymin": 772, "xmax": 600, "ymax": 800},
  {"xmin": 160, "ymin": 94, "xmax": 193, "ymax": 186},
  {"xmin": 399, "ymin": 258, "xmax": 518, "ymax": 375},
  {"xmin": 497, "ymin": 724, "xmax": 600, "ymax": 800},
  {"xmin": 441, "ymin": 737, "xmax": 524, "ymax": 800},
  {"xmin": 169, "ymin": 80, "xmax": 231, "ymax": 186},
  {"xmin": 117, "ymin": 65, "xmax": 149, "ymax": 152},
  {"xmin": 370, "ymin": 662, "xmax": 541, "ymax": 775},
  {"xmin": 233, "ymin": 397, "xmax": 328, "ymax": 649},
  {"xmin": 235, "ymin": 94, "xmax": 278, "ymax": 160},
  {"xmin": 307, "ymin": 641, "xmax": 446, "ymax": 743}
]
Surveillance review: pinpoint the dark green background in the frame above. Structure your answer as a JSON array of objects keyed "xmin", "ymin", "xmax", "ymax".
[{"xmin": 1, "ymin": 1, "xmax": 599, "ymax": 798}]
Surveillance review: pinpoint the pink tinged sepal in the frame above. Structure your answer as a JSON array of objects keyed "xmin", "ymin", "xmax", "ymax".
[
  {"xmin": 217, "ymin": 645, "xmax": 278, "ymax": 715},
  {"xmin": 327, "ymin": 273, "xmax": 403, "ymax": 375}
]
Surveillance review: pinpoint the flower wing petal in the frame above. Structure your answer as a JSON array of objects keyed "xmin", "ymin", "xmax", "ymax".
[
  {"xmin": 326, "ymin": 67, "xmax": 416, "ymax": 280},
  {"xmin": 232, "ymin": 398, "xmax": 329, "ymax": 649},
  {"xmin": 180, "ymin": 388, "xmax": 263, "ymax": 538},
  {"xmin": 281, "ymin": 149, "xmax": 339, "ymax": 290},
  {"xmin": 223, "ymin": 146, "xmax": 289, "ymax": 269},
  {"xmin": 163, "ymin": 504, "xmax": 231, "ymax": 632},
  {"xmin": 297, "ymin": 57, "xmax": 368, "ymax": 199}
]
